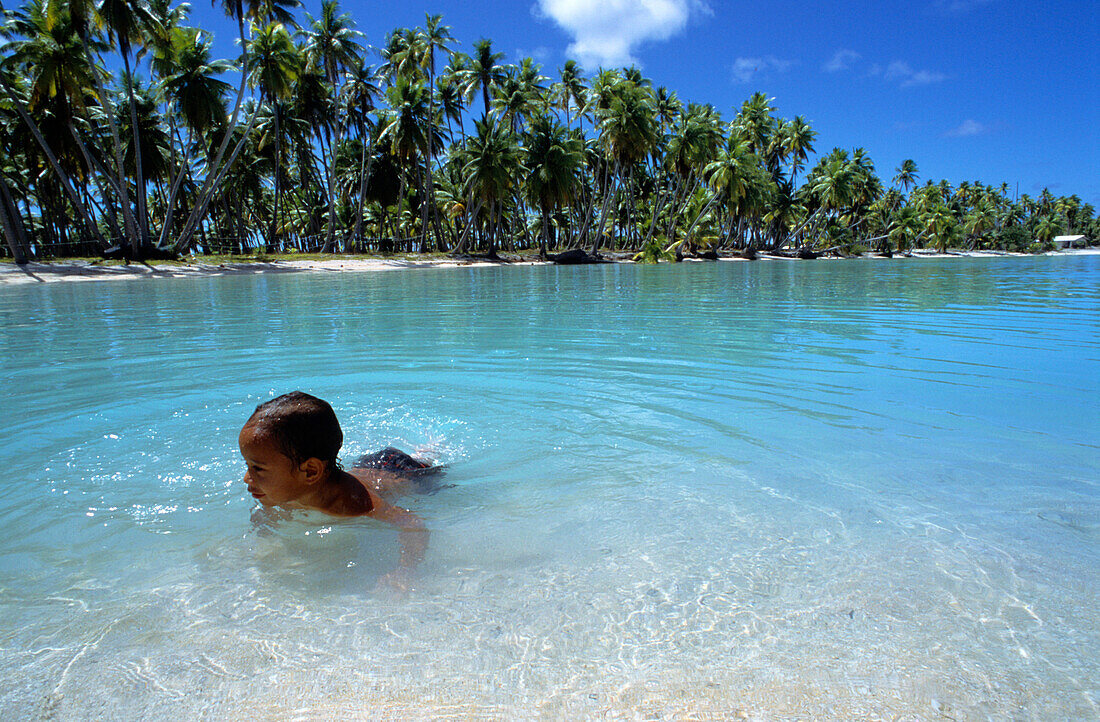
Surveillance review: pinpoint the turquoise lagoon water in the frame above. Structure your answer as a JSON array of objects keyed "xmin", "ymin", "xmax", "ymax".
[{"xmin": 1, "ymin": 256, "xmax": 1098, "ymax": 719}]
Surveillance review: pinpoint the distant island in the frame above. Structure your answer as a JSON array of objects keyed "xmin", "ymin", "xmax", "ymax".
[{"xmin": 0, "ymin": 1, "xmax": 1095, "ymax": 266}]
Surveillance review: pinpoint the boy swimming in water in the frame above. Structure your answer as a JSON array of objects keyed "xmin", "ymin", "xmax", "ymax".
[{"xmin": 238, "ymin": 391, "xmax": 434, "ymax": 587}]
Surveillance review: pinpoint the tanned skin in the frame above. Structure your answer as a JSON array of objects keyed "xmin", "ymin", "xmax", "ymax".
[{"xmin": 239, "ymin": 422, "xmax": 428, "ymax": 590}]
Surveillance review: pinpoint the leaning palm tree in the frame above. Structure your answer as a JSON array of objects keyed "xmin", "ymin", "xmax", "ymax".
[
  {"xmin": 171, "ymin": 0, "xmax": 301, "ymax": 254},
  {"xmin": 792, "ymin": 149, "xmax": 856, "ymax": 249},
  {"xmin": 658, "ymin": 103, "xmax": 723, "ymax": 247},
  {"xmin": 96, "ymin": 0, "xmax": 162, "ymax": 247},
  {"xmin": 152, "ymin": 25, "xmax": 232, "ymax": 247},
  {"xmin": 1, "ymin": 0, "xmax": 112, "ymax": 249}
]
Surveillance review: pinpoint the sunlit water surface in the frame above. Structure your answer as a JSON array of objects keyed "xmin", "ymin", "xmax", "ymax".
[{"xmin": 1, "ymin": 257, "xmax": 1098, "ymax": 719}]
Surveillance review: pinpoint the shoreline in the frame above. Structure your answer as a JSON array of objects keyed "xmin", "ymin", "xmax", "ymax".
[{"xmin": 1, "ymin": 248, "xmax": 1097, "ymax": 286}]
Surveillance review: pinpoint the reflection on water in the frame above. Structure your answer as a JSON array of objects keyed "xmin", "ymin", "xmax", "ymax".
[{"xmin": 1, "ymin": 256, "xmax": 1098, "ymax": 718}]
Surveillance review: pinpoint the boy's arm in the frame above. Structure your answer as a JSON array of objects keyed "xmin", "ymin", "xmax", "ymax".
[{"xmin": 369, "ymin": 498, "xmax": 429, "ymax": 591}]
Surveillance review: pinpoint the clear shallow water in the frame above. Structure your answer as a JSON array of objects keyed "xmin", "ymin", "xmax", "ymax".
[{"xmin": 1, "ymin": 256, "xmax": 1098, "ymax": 719}]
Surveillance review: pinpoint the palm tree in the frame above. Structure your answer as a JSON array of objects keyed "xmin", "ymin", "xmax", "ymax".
[
  {"xmin": 929, "ymin": 203, "xmax": 956, "ymax": 252},
  {"xmin": 888, "ymin": 204, "xmax": 920, "ymax": 254},
  {"xmin": 782, "ymin": 115, "xmax": 815, "ymax": 186},
  {"xmin": 592, "ymin": 75, "xmax": 657, "ymax": 251},
  {"xmin": 702, "ymin": 142, "xmax": 752, "ymax": 244},
  {"xmin": 893, "ymin": 159, "xmax": 919, "ymax": 195},
  {"xmin": 414, "ymin": 13, "xmax": 452, "ymax": 251},
  {"xmin": 377, "ymin": 26, "xmax": 418, "ymax": 85},
  {"xmin": 491, "ymin": 59, "xmax": 546, "ymax": 133},
  {"xmin": 341, "ymin": 58, "xmax": 379, "ymax": 247},
  {"xmin": 552, "ymin": 59, "xmax": 585, "ymax": 130},
  {"xmin": 302, "ymin": 0, "xmax": 361, "ymax": 251},
  {"xmin": 1035, "ymin": 214, "xmax": 1062, "ymax": 244},
  {"xmin": 659, "ymin": 103, "xmax": 722, "ymax": 248},
  {"xmin": 464, "ymin": 38, "xmax": 505, "ymax": 118},
  {"xmin": 455, "ymin": 115, "xmax": 521, "ymax": 256},
  {"xmin": 790, "ymin": 149, "xmax": 855, "ymax": 250},
  {"xmin": 96, "ymin": 0, "xmax": 162, "ymax": 247},
  {"xmin": 963, "ymin": 198, "xmax": 995, "ymax": 249},
  {"xmin": 378, "ymin": 74, "xmax": 431, "ymax": 246},
  {"xmin": 247, "ymin": 20, "xmax": 301, "ymax": 247},
  {"xmin": 152, "ymin": 25, "xmax": 232, "ymax": 246},
  {"xmin": 171, "ymin": 0, "xmax": 301, "ymax": 254},
  {"xmin": 1, "ymin": 0, "xmax": 109, "ymax": 248},
  {"xmin": 524, "ymin": 114, "xmax": 582, "ymax": 257},
  {"xmin": 733, "ymin": 92, "xmax": 776, "ymax": 157}
]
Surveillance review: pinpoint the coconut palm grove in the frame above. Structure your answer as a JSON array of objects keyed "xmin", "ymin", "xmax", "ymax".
[{"xmin": 1, "ymin": 0, "xmax": 1096, "ymax": 264}]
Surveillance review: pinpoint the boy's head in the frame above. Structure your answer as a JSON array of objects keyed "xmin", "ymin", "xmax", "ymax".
[
  {"xmin": 239, "ymin": 392, "xmax": 344, "ymax": 506},
  {"xmin": 244, "ymin": 391, "xmax": 343, "ymax": 472}
]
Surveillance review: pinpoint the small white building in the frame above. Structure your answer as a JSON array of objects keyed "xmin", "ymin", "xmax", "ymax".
[{"xmin": 1052, "ymin": 234, "xmax": 1086, "ymax": 248}]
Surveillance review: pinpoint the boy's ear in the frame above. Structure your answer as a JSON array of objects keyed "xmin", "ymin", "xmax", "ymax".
[{"xmin": 299, "ymin": 457, "xmax": 326, "ymax": 484}]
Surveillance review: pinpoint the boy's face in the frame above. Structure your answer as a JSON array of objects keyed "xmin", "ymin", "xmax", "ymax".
[{"xmin": 238, "ymin": 423, "xmax": 313, "ymax": 507}]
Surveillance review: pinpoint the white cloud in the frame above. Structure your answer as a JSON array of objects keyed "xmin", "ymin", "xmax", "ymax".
[
  {"xmin": 516, "ymin": 46, "xmax": 553, "ymax": 64},
  {"xmin": 535, "ymin": 0, "xmax": 711, "ymax": 68},
  {"xmin": 944, "ymin": 119, "xmax": 988, "ymax": 137},
  {"xmin": 884, "ymin": 60, "xmax": 946, "ymax": 87},
  {"xmin": 731, "ymin": 56, "xmax": 794, "ymax": 84},
  {"xmin": 823, "ymin": 49, "xmax": 860, "ymax": 73}
]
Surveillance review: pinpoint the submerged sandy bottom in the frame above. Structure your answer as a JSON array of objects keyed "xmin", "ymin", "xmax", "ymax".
[
  {"xmin": 2, "ymin": 256, "xmax": 1098, "ymax": 719},
  {"xmin": 7, "ymin": 477, "xmax": 1095, "ymax": 720}
]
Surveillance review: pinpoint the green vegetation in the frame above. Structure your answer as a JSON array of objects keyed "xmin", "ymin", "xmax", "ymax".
[{"xmin": 0, "ymin": 1, "xmax": 1096, "ymax": 265}]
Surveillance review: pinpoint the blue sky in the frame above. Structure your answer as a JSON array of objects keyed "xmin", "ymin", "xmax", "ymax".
[{"xmin": 190, "ymin": 0, "xmax": 1099, "ymax": 205}]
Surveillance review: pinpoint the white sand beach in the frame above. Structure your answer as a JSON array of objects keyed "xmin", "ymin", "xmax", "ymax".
[{"xmin": 1, "ymin": 248, "xmax": 1096, "ymax": 286}]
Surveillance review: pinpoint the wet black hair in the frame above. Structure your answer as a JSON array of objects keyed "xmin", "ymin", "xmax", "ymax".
[{"xmin": 246, "ymin": 391, "xmax": 343, "ymax": 471}]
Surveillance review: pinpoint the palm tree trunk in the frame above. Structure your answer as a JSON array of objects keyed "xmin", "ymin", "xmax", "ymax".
[
  {"xmin": 69, "ymin": 122, "xmax": 125, "ymax": 241},
  {"xmin": 120, "ymin": 46, "xmax": 150, "ymax": 248},
  {"xmin": 171, "ymin": 16, "xmax": 254, "ymax": 253},
  {"xmin": 683, "ymin": 191, "xmax": 721, "ymax": 245},
  {"xmin": 80, "ymin": 34, "xmax": 138, "ymax": 249},
  {"xmin": 1, "ymin": 80, "xmax": 107, "ymax": 249},
  {"xmin": 269, "ymin": 104, "xmax": 283, "ymax": 249},
  {"xmin": 352, "ymin": 128, "xmax": 376, "ymax": 249},
  {"xmin": 392, "ymin": 171, "xmax": 407, "ymax": 252},
  {"xmin": 452, "ymin": 197, "xmax": 483, "ymax": 255},
  {"xmin": 173, "ymin": 110, "xmax": 258, "ymax": 253},
  {"xmin": 487, "ymin": 200, "xmax": 499, "ymax": 256},
  {"xmin": 423, "ymin": 66, "xmax": 437, "ymax": 252},
  {"xmin": 321, "ymin": 72, "xmax": 343, "ymax": 253},
  {"xmin": 642, "ymin": 179, "xmax": 671, "ymax": 248},
  {"xmin": 0, "ymin": 171, "xmax": 30, "ymax": 263},
  {"xmin": 539, "ymin": 207, "xmax": 551, "ymax": 259},
  {"xmin": 591, "ymin": 161, "xmax": 617, "ymax": 255}
]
